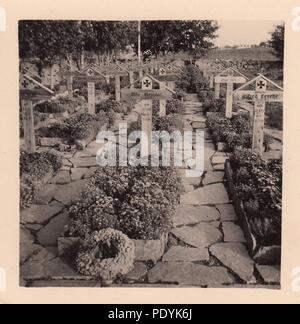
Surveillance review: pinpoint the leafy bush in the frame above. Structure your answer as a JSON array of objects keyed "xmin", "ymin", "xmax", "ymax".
[
  {"xmin": 69, "ymin": 164, "xmax": 182, "ymax": 241},
  {"xmin": 230, "ymin": 148, "xmax": 282, "ymax": 245},
  {"xmin": 153, "ymin": 115, "xmax": 184, "ymax": 134},
  {"xmin": 96, "ymin": 100, "xmax": 125, "ymax": 114},
  {"xmin": 34, "ymin": 101, "xmax": 67, "ymax": 114},
  {"xmin": 37, "ymin": 113, "xmax": 107, "ymax": 142},
  {"xmin": 207, "ymin": 113, "xmax": 269, "ymax": 151},
  {"xmin": 197, "ymin": 89, "xmax": 215, "ymax": 103},
  {"xmin": 166, "ymin": 99, "xmax": 185, "ymax": 115},
  {"xmin": 203, "ymin": 99, "xmax": 225, "ymax": 114},
  {"xmin": 265, "ymin": 103, "xmax": 283, "ymax": 130},
  {"xmin": 20, "ymin": 151, "xmax": 61, "ymax": 208},
  {"xmin": 176, "ymin": 65, "xmax": 207, "ymax": 93}
]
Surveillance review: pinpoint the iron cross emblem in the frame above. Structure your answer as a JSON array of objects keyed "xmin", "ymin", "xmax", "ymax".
[
  {"xmin": 257, "ymin": 80, "xmax": 266, "ymax": 90},
  {"xmin": 22, "ymin": 80, "xmax": 30, "ymax": 89},
  {"xmin": 143, "ymin": 79, "xmax": 152, "ymax": 88}
]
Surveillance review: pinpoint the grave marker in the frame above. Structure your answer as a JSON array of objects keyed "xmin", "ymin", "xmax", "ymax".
[
  {"xmin": 215, "ymin": 67, "xmax": 247, "ymax": 119},
  {"xmin": 20, "ymin": 75, "xmax": 54, "ymax": 152},
  {"xmin": 159, "ymin": 81, "xmax": 167, "ymax": 117},
  {"xmin": 75, "ymin": 68, "xmax": 108, "ymax": 115},
  {"xmin": 234, "ymin": 75, "xmax": 283, "ymax": 156},
  {"xmin": 121, "ymin": 74, "xmax": 174, "ymax": 157}
]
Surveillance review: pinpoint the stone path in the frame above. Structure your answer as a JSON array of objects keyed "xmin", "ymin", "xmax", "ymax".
[
  {"xmin": 20, "ymin": 98, "xmax": 280, "ymax": 288},
  {"xmin": 147, "ymin": 95, "xmax": 281, "ymax": 287}
]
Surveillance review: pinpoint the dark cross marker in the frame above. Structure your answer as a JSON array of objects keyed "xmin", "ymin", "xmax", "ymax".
[
  {"xmin": 257, "ymin": 80, "xmax": 266, "ymax": 90},
  {"xmin": 143, "ymin": 79, "xmax": 151, "ymax": 88},
  {"xmin": 22, "ymin": 80, "xmax": 30, "ymax": 89}
]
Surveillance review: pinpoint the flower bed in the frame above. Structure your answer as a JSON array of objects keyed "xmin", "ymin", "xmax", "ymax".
[
  {"xmin": 20, "ymin": 151, "xmax": 62, "ymax": 208},
  {"xmin": 206, "ymin": 112, "xmax": 272, "ymax": 152},
  {"xmin": 61, "ymin": 163, "xmax": 182, "ymax": 266},
  {"xmin": 36, "ymin": 113, "xmax": 108, "ymax": 149},
  {"xmin": 225, "ymin": 148, "xmax": 282, "ymax": 265}
]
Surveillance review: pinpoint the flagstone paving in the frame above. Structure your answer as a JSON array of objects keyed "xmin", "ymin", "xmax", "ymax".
[{"xmin": 20, "ymin": 97, "xmax": 280, "ymax": 288}]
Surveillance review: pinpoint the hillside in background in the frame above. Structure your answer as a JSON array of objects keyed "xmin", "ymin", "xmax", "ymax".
[{"xmin": 207, "ymin": 47, "xmax": 279, "ymax": 62}]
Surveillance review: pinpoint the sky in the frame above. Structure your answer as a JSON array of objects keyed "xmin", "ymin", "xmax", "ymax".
[{"xmin": 215, "ymin": 20, "xmax": 283, "ymax": 47}]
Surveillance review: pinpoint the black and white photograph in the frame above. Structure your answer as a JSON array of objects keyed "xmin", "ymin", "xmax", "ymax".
[{"xmin": 19, "ymin": 19, "xmax": 283, "ymax": 289}]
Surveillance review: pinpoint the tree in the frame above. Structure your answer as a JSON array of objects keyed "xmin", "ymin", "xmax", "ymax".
[
  {"xmin": 269, "ymin": 24, "xmax": 285, "ymax": 61},
  {"xmin": 139, "ymin": 20, "xmax": 219, "ymax": 59}
]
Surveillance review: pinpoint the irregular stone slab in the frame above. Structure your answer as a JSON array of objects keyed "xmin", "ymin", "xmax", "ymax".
[
  {"xmin": 54, "ymin": 179, "xmax": 89, "ymax": 205},
  {"xmin": 181, "ymin": 183, "xmax": 230, "ymax": 206},
  {"xmin": 29, "ymin": 247, "xmax": 58, "ymax": 264},
  {"xmin": 216, "ymin": 204, "xmax": 237, "ymax": 221},
  {"xmin": 173, "ymin": 205, "xmax": 220, "ymax": 227},
  {"xmin": 72, "ymin": 150, "xmax": 93, "ymax": 159},
  {"xmin": 62, "ymin": 159, "xmax": 73, "ymax": 167},
  {"xmin": 44, "ymin": 258, "xmax": 82, "ymax": 279},
  {"xmin": 163, "ymin": 246, "xmax": 209, "ymax": 262},
  {"xmin": 50, "ymin": 171, "xmax": 71, "ymax": 185},
  {"xmin": 171, "ymin": 223, "xmax": 222, "ymax": 248},
  {"xmin": 133, "ymin": 234, "xmax": 168, "ymax": 263},
  {"xmin": 210, "ymin": 243, "xmax": 255, "ymax": 283},
  {"xmin": 213, "ymin": 164, "xmax": 225, "ymax": 171},
  {"xmin": 86, "ymin": 141, "xmax": 106, "ymax": 156},
  {"xmin": 37, "ymin": 210, "xmax": 69, "ymax": 247},
  {"xmin": 256, "ymin": 265, "xmax": 281, "ymax": 284},
  {"xmin": 20, "ymin": 244, "xmax": 42, "ymax": 265},
  {"xmin": 148, "ymin": 262, "xmax": 235, "ymax": 286},
  {"xmin": 192, "ymin": 121, "xmax": 206, "ymax": 129},
  {"xmin": 182, "ymin": 182, "xmax": 194, "ymax": 193},
  {"xmin": 269, "ymin": 141, "xmax": 282, "ymax": 151},
  {"xmin": 179, "ymin": 170, "xmax": 202, "ymax": 186},
  {"xmin": 83, "ymin": 167, "xmax": 98, "ymax": 179},
  {"xmin": 36, "ymin": 184, "xmax": 58, "ymax": 205},
  {"xmin": 212, "ymin": 153, "xmax": 228, "ymax": 165},
  {"xmin": 71, "ymin": 168, "xmax": 88, "ymax": 181},
  {"xmin": 70, "ymin": 157, "xmax": 98, "ymax": 168},
  {"xmin": 21, "ymin": 261, "xmax": 46, "ymax": 280},
  {"xmin": 25, "ymin": 224, "xmax": 43, "ymax": 233},
  {"xmin": 124, "ymin": 263, "xmax": 148, "ymax": 282},
  {"xmin": 223, "ymin": 222, "xmax": 246, "ymax": 243},
  {"xmin": 21, "ymin": 201, "xmax": 64, "ymax": 225},
  {"xmin": 20, "ymin": 227, "xmax": 35, "ymax": 244},
  {"xmin": 202, "ymin": 171, "xmax": 224, "ymax": 186}
]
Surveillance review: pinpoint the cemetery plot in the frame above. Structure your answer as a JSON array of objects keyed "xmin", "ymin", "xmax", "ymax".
[{"xmin": 19, "ymin": 20, "xmax": 283, "ymax": 289}]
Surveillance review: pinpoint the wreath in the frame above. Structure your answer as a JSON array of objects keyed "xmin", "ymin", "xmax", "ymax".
[{"xmin": 76, "ymin": 228, "xmax": 135, "ymax": 281}]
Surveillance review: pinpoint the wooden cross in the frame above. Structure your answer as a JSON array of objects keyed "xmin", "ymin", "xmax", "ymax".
[
  {"xmin": 234, "ymin": 74, "xmax": 283, "ymax": 156},
  {"xmin": 20, "ymin": 76, "xmax": 54, "ymax": 152},
  {"xmin": 215, "ymin": 68, "xmax": 247, "ymax": 118},
  {"xmin": 121, "ymin": 75, "xmax": 173, "ymax": 157}
]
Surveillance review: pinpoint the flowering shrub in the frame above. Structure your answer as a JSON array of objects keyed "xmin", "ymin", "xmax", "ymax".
[
  {"xmin": 166, "ymin": 100, "xmax": 185, "ymax": 115},
  {"xmin": 203, "ymin": 99, "xmax": 225, "ymax": 114},
  {"xmin": 207, "ymin": 113, "xmax": 270, "ymax": 151},
  {"xmin": 20, "ymin": 151, "xmax": 61, "ymax": 208},
  {"xmin": 69, "ymin": 164, "xmax": 182, "ymax": 240},
  {"xmin": 76, "ymin": 229, "xmax": 135, "ymax": 280},
  {"xmin": 153, "ymin": 115, "xmax": 184, "ymax": 134},
  {"xmin": 37, "ymin": 113, "xmax": 107, "ymax": 142},
  {"xmin": 230, "ymin": 148, "xmax": 282, "ymax": 245},
  {"xmin": 96, "ymin": 100, "xmax": 125, "ymax": 114},
  {"xmin": 34, "ymin": 101, "xmax": 67, "ymax": 114},
  {"xmin": 176, "ymin": 65, "xmax": 207, "ymax": 93}
]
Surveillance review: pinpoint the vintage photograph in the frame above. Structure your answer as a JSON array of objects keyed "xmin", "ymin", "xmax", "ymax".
[{"xmin": 19, "ymin": 20, "xmax": 283, "ymax": 288}]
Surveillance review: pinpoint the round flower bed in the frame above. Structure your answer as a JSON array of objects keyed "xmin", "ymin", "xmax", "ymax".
[{"xmin": 76, "ymin": 228, "xmax": 135, "ymax": 281}]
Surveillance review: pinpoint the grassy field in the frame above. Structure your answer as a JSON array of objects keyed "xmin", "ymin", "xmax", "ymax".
[{"xmin": 206, "ymin": 47, "xmax": 279, "ymax": 62}]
